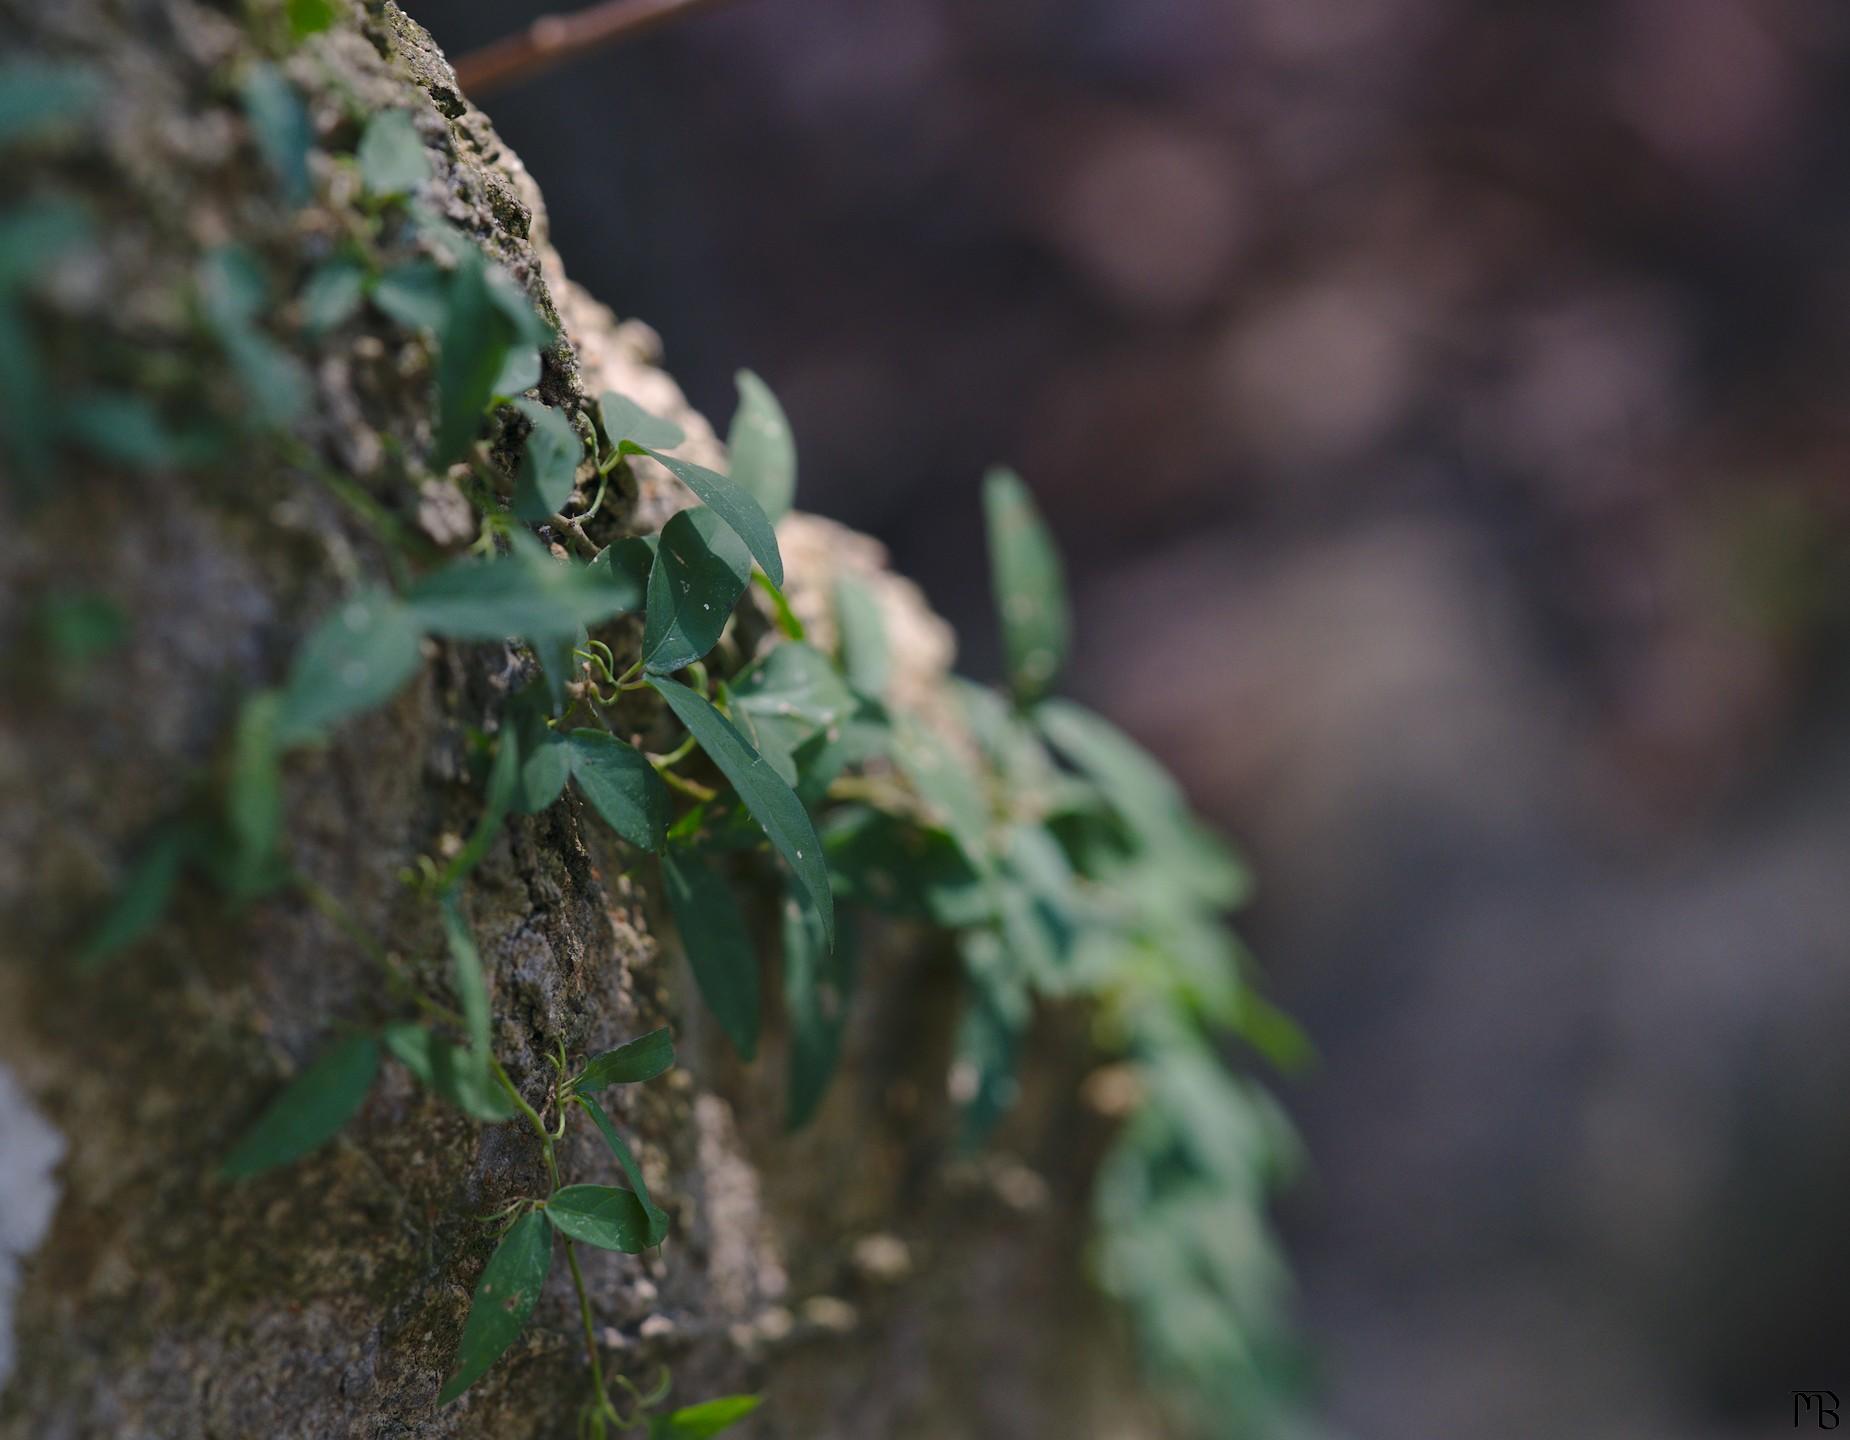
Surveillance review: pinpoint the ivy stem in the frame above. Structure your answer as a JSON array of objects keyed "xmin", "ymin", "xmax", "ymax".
[
  {"xmin": 656, "ymin": 767, "xmax": 717, "ymax": 803},
  {"xmin": 491, "ymin": 1057, "xmax": 561, "ymax": 1191},
  {"xmin": 564, "ymin": 1239, "xmax": 619, "ymax": 1422}
]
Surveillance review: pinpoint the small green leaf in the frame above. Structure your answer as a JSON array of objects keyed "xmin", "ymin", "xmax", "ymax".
[
  {"xmin": 0, "ymin": 60, "xmax": 100, "ymax": 147},
  {"xmin": 434, "ymin": 250, "xmax": 515, "ymax": 465},
  {"xmin": 564, "ymin": 730, "xmax": 669, "ymax": 851},
  {"xmin": 649, "ymin": 1395, "xmax": 763, "ymax": 1440},
  {"xmin": 383, "ymin": 1023, "xmax": 515, "ymax": 1122},
  {"xmin": 512, "ymin": 730, "xmax": 570, "ymax": 814},
  {"xmin": 371, "ymin": 260, "xmax": 447, "ymax": 332},
  {"xmin": 785, "ymin": 893, "xmax": 852, "ymax": 1130},
  {"xmin": 544, "ymin": 1184, "xmax": 654, "ymax": 1253},
  {"xmin": 659, "ymin": 851, "xmax": 759, "ymax": 1059},
  {"xmin": 357, "ymin": 108, "xmax": 430, "ymax": 199},
  {"xmin": 599, "ymin": 391, "xmax": 684, "ymax": 451},
  {"xmin": 645, "ymin": 451, "xmax": 784, "ymax": 588},
  {"xmin": 494, "ymin": 346, "xmax": 542, "ymax": 401},
  {"xmin": 441, "ymin": 890, "xmax": 495, "ymax": 1059},
  {"xmin": 753, "ymin": 570, "xmax": 805, "ymax": 640},
  {"xmin": 574, "ymin": 1027, "xmax": 675, "ymax": 1091},
  {"xmin": 485, "ymin": 267, "xmax": 552, "ymax": 348},
  {"xmin": 982, "ymin": 467, "xmax": 1069, "ymax": 703},
  {"xmin": 0, "ymin": 200, "xmax": 91, "ymax": 293},
  {"xmin": 953, "ymin": 932, "xmax": 1028, "ymax": 1149},
  {"xmin": 75, "ymin": 827, "xmax": 192, "ymax": 972},
  {"xmin": 649, "ymin": 677, "xmax": 833, "ymax": 947},
  {"xmin": 833, "ymin": 574, "xmax": 889, "ymax": 698},
  {"xmin": 822, "ymin": 807, "xmax": 988, "ymax": 928},
  {"xmin": 437, "ymin": 1210, "xmax": 552, "ymax": 1404},
  {"xmin": 287, "ymin": 0, "xmax": 338, "ymax": 39},
  {"xmin": 221, "ymin": 1034, "xmax": 379, "ymax": 1178},
  {"xmin": 408, "ymin": 533, "xmax": 641, "ymax": 640},
  {"xmin": 892, "ymin": 720, "xmax": 991, "ymax": 868},
  {"xmin": 199, "ymin": 247, "xmax": 310, "ymax": 425},
  {"xmin": 275, "ymin": 589, "xmax": 424, "ymax": 747},
  {"xmin": 300, "ymin": 258, "xmax": 366, "ymax": 334},
  {"xmin": 510, "ymin": 400, "xmax": 580, "ymax": 522},
  {"xmin": 577, "ymin": 1093, "xmax": 669, "ymax": 1245},
  {"xmin": 238, "ymin": 63, "xmax": 311, "ymax": 206},
  {"xmin": 642, "ymin": 508, "xmax": 752, "ymax": 673},
  {"xmin": 727, "ymin": 370, "xmax": 795, "ymax": 522},
  {"xmin": 587, "ymin": 535, "xmax": 654, "ymax": 611},
  {"xmin": 223, "ymin": 690, "xmax": 284, "ymax": 899},
  {"xmin": 440, "ymin": 731, "xmax": 519, "ymax": 891},
  {"xmin": 731, "ymin": 642, "xmax": 856, "ymax": 731}
]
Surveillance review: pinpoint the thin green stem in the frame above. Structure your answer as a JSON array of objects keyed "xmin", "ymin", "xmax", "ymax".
[
  {"xmin": 491, "ymin": 1057, "xmax": 561, "ymax": 1190},
  {"xmin": 564, "ymin": 1240, "xmax": 618, "ymax": 1422}
]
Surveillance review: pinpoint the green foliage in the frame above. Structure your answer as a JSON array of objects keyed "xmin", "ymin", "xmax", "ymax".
[
  {"xmin": 357, "ymin": 109, "xmax": 430, "ymax": 199},
  {"xmin": 545, "ymin": 1184, "xmax": 656, "ymax": 1253},
  {"xmin": 300, "ymin": 258, "xmax": 366, "ymax": 334},
  {"xmin": 438, "ymin": 1210, "xmax": 552, "ymax": 1404},
  {"xmin": 650, "ymin": 1396, "xmax": 762, "ymax": 1439},
  {"xmin": 512, "ymin": 400, "xmax": 582, "ymax": 522},
  {"xmin": 76, "ymin": 825, "xmax": 192, "ymax": 972},
  {"xmin": 578, "ymin": 1093, "xmax": 670, "ymax": 1246},
  {"xmin": 199, "ymin": 246, "xmax": 310, "ymax": 425},
  {"xmin": 286, "ymin": 0, "xmax": 338, "ymax": 40},
  {"xmin": 565, "ymin": 729, "xmax": 669, "ymax": 851},
  {"xmin": 275, "ymin": 589, "xmax": 423, "ymax": 746},
  {"xmin": 239, "ymin": 63, "xmax": 312, "ymax": 206},
  {"xmin": 659, "ymin": 850, "xmax": 759, "ymax": 1061},
  {"xmin": 982, "ymin": 466, "xmax": 1069, "ymax": 703},
  {"xmin": 221, "ymin": 1034, "xmax": 379, "ymax": 1178},
  {"xmin": 783, "ymin": 893, "xmax": 850, "ymax": 1130},
  {"xmin": 727, "ymin": 370, "xmax": 796, "ymax": 522},
  {"xmin": 645, "ymin": 452, "xmax": 784, "ymax": 588},
  {"xmin": 0, "ymin": 59, "xmax": 100, "ymax": 146},
  {"xmin": 407, "ymin": 533, "xmax": 635, "ymax": 640},
  {"xmin": 599, "ymin": 391, "xmax": 685, "ymax": 452},
  {"xmin": 642, "ymin": 508, "xmax": 753, "ymax": 672},
  {"xmin": 574, "ymin": 1027, "xmax": 675, "ymax": 1091},
  {"xmin": 833, "ymin": 574, "xmax": 889, "ymax": 698}
]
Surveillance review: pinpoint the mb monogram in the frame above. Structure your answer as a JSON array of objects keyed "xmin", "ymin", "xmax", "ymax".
[{"xmin": 1796, "ymin": 1392, "xmax": 1841, "ymax": 1428}]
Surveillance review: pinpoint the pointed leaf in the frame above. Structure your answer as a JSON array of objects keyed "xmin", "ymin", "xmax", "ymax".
[
  {"xmin": 599, "ymin": 391, "xmax": 684, "ymax": 451},
  {"xmin": 75, "ymin": 827, "xmax": 192, "ymax": 972},
  {"xmin": 565, "ymin": 730, "xmax": 668, "ymax": 851},
  {"xmin": 642, "ymin": 507, "xmax": 752, "ymax": 673},
  {"xmin": 982, "ymin": 467, "xmax": 1069, "ymax": 703},
  {"xmin": 301, "ymin": 258, "xmax": 365, "ymax": 335},
  {"xmin": 731, "ymin": 642, "xmax": 855, "ymax": 732},
  {"xmin": 437, "ymin": 1210, "xmax": 552, "ymax": 1404},
  {"xmin": 587, "ymin": 535, "xmax": 655, "ymax": 612},
  {"xmin": 834, "ymin": 574, "xmax": 889, "ymax": 699},
  {"xmin": 356, "ymin": 108, "xmax": 430, "ymax": 199},
  {"xmin": 439, "ymin": 729, "xmax": 519, "ymax": 891},
  {"xmin": 0, "ymin": 60, "xmax": 100, "ymax": 147},
  {"xmin": 239, "ymin": 63, "xmax": 311, "ymax": 206},
  {"xmin": 650, "ymin": 1396, "xmax": 763, "ymax": 1439},
  {"xmin": 577, "ymin": 1093, "xmax": 669, "ymax": 1246},
  {"xmin": 407, "ymin": 533, "xmax": 639, "ymax": 640},
  {"xmin": 494, "ymin": 346, "xmax": 542, "ymax": 401},
  {"xmin": 659, "ymin": 850, "xmax": 759, "ymax": 1060},
  {"xmin": 383, "ymin": 1023, "xmax": 515, "ymax": 1122},
  {"xmin": 575, "ymin": 1027, "xmax": 675, "ymax": 1091},
  {"xmin": 648, "ymin": 677, "xmax": 833, "ymax": 947},
  {"xmin": 434, "ymin": 249, "xmax": 515, "ymax": 465},
  {"xmin": 511, "ymin": 400, "xmax": 580, "ymax": 522},
  {"xmin": 645, "ymin": 451, "xmax": 783, "ymax": 588},
  {"xmin": 785, "ymin": 893, "xmax": 852, "ymax": 1130},
  {"xmin": 372, "ymin": 260, "xmax": 447, "ymax": 332},
  {"xmin": 727, "ymin": 370, "xmax": 795, "ymax": 522},
  {"xmin": 512, "ymin": 730, "xmax": 570, "ymax": 815},
  {"xmin": 544, "ymin": 1184, "xmax": 654, "ymax": 1253},
  {"xmin": 275, "ymin": 589, "xmax": 424, "ymax": 746},
  {"xmin": 222, "ymin": 1034, "xmax": 378, "ymax": 1178}
]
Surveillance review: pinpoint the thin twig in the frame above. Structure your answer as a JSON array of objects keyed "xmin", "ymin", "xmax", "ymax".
[{"xmin": 453, "ymin": 0, "xmax": 736, "ymax": 98}]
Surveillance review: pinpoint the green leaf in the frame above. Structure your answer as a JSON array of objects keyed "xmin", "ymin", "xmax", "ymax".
[
  {"xmin": 407, "ymin": 533, "xmax": 640, "ymax": 641},
  {"xmin": 0, "ymin": 200, "xmax": 91, "ymax": 294},
  {"xmin": 441, "ymin": 890, "xmax": 495, "ymax": 1059},
  {"xmin": 727, "ymin": 370, "xmax": 795, "ymax": 522},
  {"xmin": 731, "ymin": 642, "xmax": 856, "ymax": 731},
  {"xmin": 565, "ymin": 729, "xmax": 669, "ymax": 851},
  {"xmin": 642, "ymin": 507, "xmax": 752, "ymax": 673},
  {"xmin": 577, "ymin": 1093, "xmax": 669, "ymax": 1245},
  {"xmin": 238, "ymin": 63, "xmax": 312, "ymax": 206},
  {"xmin": 587, "ymin": 535, "xmax": 654, "ymax": 612},
  {"xmin": 574, "ymin": 1027, "xmax": 675, "ymax": 1090},
  {"xmin": 833, "ymin": 574, "xmax": 889, "ymax": 699},
  {"xmin": 383, "ymin": 1023, "xmax": 514, "ymax": 1122},
  {"xmin": 494, "ymin": 346, "xmax": 542, "ymax": 400},
  {"xmin": 485, "ymin": 267, "xmax": 552, "ymax": 348},
  {"xmin": 224, "ymin": 690, "xmax": 284, "ymax": 899},
  {"xmin": 953, "ymin": 931, "xmax": 1029, "ymax": 1149},
  {"xmin": 0, "ymin": 60, "xmax": 100, "ymax": 148},
  {"xmin": 753, "ymin": 570, "xmax": 805, "ymax": 641},
  {"xmin": 892, "ymin": 720, "xmax": 991, "ymax": 868},
  {"xmin": 300, "ymin": 259, "xmax": 366, "ymax": 335},
  {"xmin": 441, "ymin": 730, "xmax": 520, "ymax": 891},
  {"xmin": 982, "ymin": 467, "xmax": 1069, "ymax": 703},
  {"xmin": 649, "ymin": 1396, "xmax": 763, "ymax": 1440},
  {"xmin": 75, "ymin": 827, "xmax": 192, "ymax": 972},
  {"xmin": 822, "ymin": 807, "xmax": 988, "ymax": 928},
  {"xmin": 511, "ymin": 400, "xmax": 580, "ymax": 522},
  {"xmin": 275, "ymin": 589, "xmax": 424, "ymax": 747},
  {"xmin": 659, "ymin": 850, "xmax": 759, "ymax": 1060},
  {"xmin": 371, "ymin": 260, "xmax": 447, "ymax": 332},
  {"xmin": 437, "ymin": 1210, "xmax": 552, "ymax": 1404},
  {"xmin": 199, "ymin": 247, "xmax": 309, "ymax": 425},
  {"xmin": 434, "ymin": 249, "xmax": 516, "ymax": 465},
  {"xmin": 221, "ymin": 1034, "xmax": 379, "ymax": 1178},
  {"xmin": 599, "ymin": 391, "xmax": 684, "ymax": 451},
  {"xmin": 785, "ymin": 893, "xmax": 852, "ymax": 1130},
  {"xmin": 287, "ymin": 0, "xmax": 338, "ymax": 39},
  {"xmin": 356, "ymin": 108, "xmax": 430, "ymax": 199},
  {"xmin": 791, "ymin": 700, "xmax": 890, "ymax": 808},
  {"xmin": 544, "ymin": 1184, "xmax": 655, "ymax": 1253},
  {"xmin": 648, "ymin": 676, "xmax": 833, "ymax": 947},
  {"xmin": 645, "ymin": 451, "xmax": 784, "ymax": 588},
  {"xmin": 512, "ymin": 730, "xmax": 570, "ymax": 814}
]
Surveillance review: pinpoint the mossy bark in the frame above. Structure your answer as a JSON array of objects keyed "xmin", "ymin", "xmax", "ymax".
[{"xmin": 0, "ymin": 2, "xmax": 1149, "ymax": 1436}]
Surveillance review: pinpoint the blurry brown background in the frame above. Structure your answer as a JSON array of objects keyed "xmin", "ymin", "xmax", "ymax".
[{"xmin": 422, "ymin": 2, "xmax": 1850, "ymax": 1435}]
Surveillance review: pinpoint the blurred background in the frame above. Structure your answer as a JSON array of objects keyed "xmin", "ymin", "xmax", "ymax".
[{"xmin": 422, "ymin": 2, "xmax": 1850, "ymax": 1434}]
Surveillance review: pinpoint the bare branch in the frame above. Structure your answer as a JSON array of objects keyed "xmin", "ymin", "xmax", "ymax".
[{"xmin": 452, "ymin": 0, "xmax": 736, "ymax": 98}]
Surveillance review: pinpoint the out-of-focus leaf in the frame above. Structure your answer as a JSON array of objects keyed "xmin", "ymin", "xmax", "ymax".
[
  {"xmin": 565, "ymin": 729, "xmax": 668, "ymax": 851},
  {"xmin": 785, "ymin": 893, "xmax": 852, "ymax": 1131},
  {"xmin": 493, "ymin": 346, "xmax": 542, "ymax": 400},
  {"xmin": 649, "ymin": 677, "xmax": 832, "ymax": 947},
  {"xmin": 510, "ymin": 400, "xmax": 579, "ymax": 522},
  {"xmin": 0, "ymin": 200, "xmax": 90, "ymax": 292},
  {"xmin": 822, "ymin": 806, "xmax": 989, "ymax": 928},
  {"xmin": 433, "ymin": 249, "xmax": 514, "ymax": 465},
  {"xmin": 953, "ymin": 930, "xmax": 1029, "ymax": 1148},
  {"xmin": 275, "ymin": 588, "xmax": 424, "ymax": 746},
  {"xmin": 982, "ymin": 466, "xmax": 1069, "ymax": 703},
  {"xmin": 834, "ymin": 574, "xmax": 888, "ymax": 699},
  {"xmin": 36, "ymin": 589, "xmax": 125, "ymax": 662},
  {"xmin": 577, "ymin": 1092, "xmax": 669, "ymax": 1245},
  {"xmin": 356, "ymin": 108, "xmax": 430, "ymax": 198},
  {"xmin": 382, "ymin": 1023, "xmax": 514, "ymax": 1121},
  {"xmin": 221, "ymin": 1033, "xmax": 378, "ymax": 1177},
  {"xmin": 659, "ymin": 849, "xmax": 759, "ymax": 1061},
  {"xmin": 574, "ymin": 1027, "xmax": 674, "ymax": 1091},
  {"xmin": 287, "ymin": 0, "xmax": 338, "ymax": 39},
  {"xmin": 407, "ymin": 532, "xmax": 639, "ymax": 640},
  {"xmin": 238, "ymin": 63, "xmax": 311, "ymax": 205},
  {"xmin": 649, "ymin": 1396, "xmax": 763, "ymax": 1440},
  {"xmin": 727, "ymin": 369, "xmax": 795, "ymax": 522},
  {"xmin": 439, "ymin": 730, "xmax": 519, "ymax": 891},
  {"xmin": 371, "ymin": 260, "xmax": 447, "ymax": 332},
  {"xmin": 892, "ymin": 720, "xmax": 991, "ymax": 868},
  {"xmin": 645, "ymin": 451, "xmax": 783, "ymax": 588},
  {"xmin": 436, "ymin": 1210, "xmax": 551, "ymax": 1404},
  {"xmin": 599, "ymin": 391, "xmax": 684, "ymax": 451},
  {"xmin": 199, "ymin": 246, "xmax": 310, "ymax": 424},
  {"xmin": 223, "ymin": 690, "xmax": 284, "ymax": 899},
  {"xmin": 300, "ymin": 259, "xmax": 366, "ymax": 334},
  {"xmin": 587, "ymin": 535, "xmax": 654, "ymax": 612},
  {"xmin": 544, "ymin": 1184, "xmax": 654, "ymax": 1253},
  {"xmin": 0, "ymin": 59, "xmax": 100, "ymax": 147},
  {"xmin": 641, "ymin": 507, "xmax": 752, "ymax": 674},
  {"xmin": 75, "ymin": 826, "xmax": 193, "ymax": 972}
]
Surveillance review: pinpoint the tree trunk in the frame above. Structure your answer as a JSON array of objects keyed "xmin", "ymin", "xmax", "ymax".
[{"xmin": 0, "ymin": 3, "xmax": 1150, "ymax": 1437}]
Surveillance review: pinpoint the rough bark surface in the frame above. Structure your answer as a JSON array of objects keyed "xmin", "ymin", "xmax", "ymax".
[{"xmin": 0, "ymin": 3, "xmax": 1148, "ymax": 1437}]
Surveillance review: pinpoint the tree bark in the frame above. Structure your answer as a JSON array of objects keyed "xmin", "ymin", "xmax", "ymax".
[{"xmin": 0, "ymin": 2, "xmax": 1150, "ymax": 1436}]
